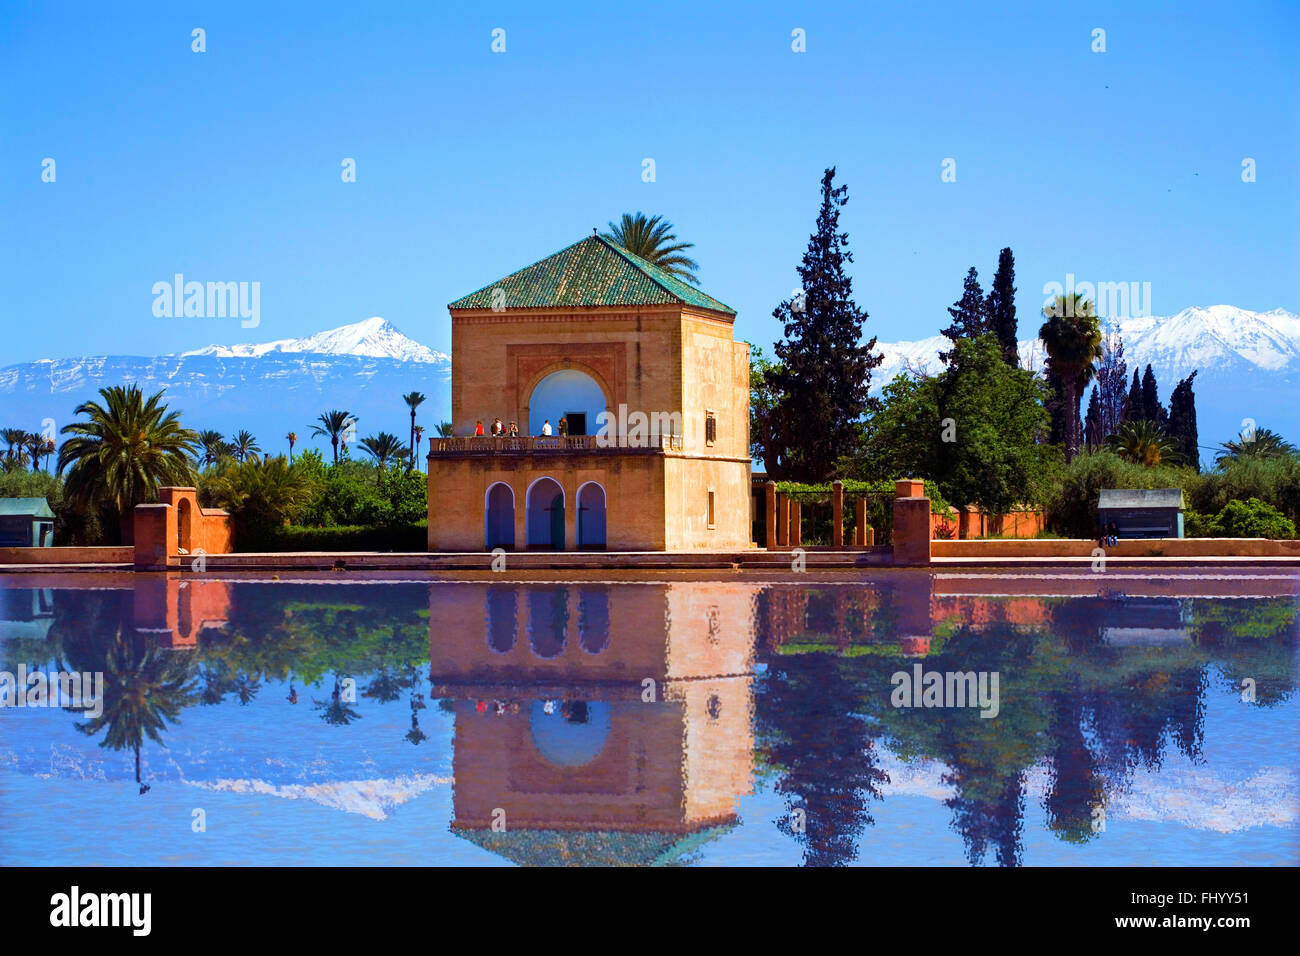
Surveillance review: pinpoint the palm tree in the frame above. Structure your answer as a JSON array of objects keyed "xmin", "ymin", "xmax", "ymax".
[
  {"xmin": 359, "ymin": 432, "xmax": 409, "ymax": 473},
  {"xmin": 39, "ymin": 436, "xmax": 56, "ymax": 472},
  {"xmin": 1107, "ymin": 420, "xmax": 1179, "ymax": 466},
  {"xmin": 1039, "ymin": 295, "xmax": 1103, "ymax": 462},
  {"xmin": 23, "ymin": 433, "xmax": 43, "ymax": 472},
  {"xmin": 2, "ymin": 427, "xmax": 26, "ymax": 461},
  {"xmin": 286, "ymin": 431, "xmax": 297, "ymax": 461},
  {"xmin": 402, "ymin": 392, "xmax": 426, "ymax": 470},
  {"xmin": 602, "ymin": 212, "xmax": 700, "ymax": 285},
  {"xmin": 436, "ymin": 421, "xmax": 455, "ymax": 438},
  {"xmin": 197, "ymin": 430, "xmax": 230, "ymax": 467},
  {"xmin": 312, "ymin": 410, "xmax": 356, "ymax": 464},
  {"xmin": 413, "ymin": 424, "xmax": 424, "ymax": 469},
  {"xmin": 58, "ymin": 385, "xmax": 199, "ymax": 542},
  {"xmin": 1215, "ymin": 427, "xmax": 1298, "ymax": 465},
  {"xmin": 230, "ymin": 430, "xmax": 261, "ymax": 463},
  {"xmin": 205, "ymin": 455, "xmax": 318, "ymax": 530}
]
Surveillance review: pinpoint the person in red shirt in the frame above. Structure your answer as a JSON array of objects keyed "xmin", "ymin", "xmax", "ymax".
[{"xmin": 474, "ymin": 420, "xmax": 484, "ymax": 436}]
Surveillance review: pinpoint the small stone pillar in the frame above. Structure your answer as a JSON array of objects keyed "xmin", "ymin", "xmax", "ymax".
[
  {"xmin": 832, "ymin": 481, "xmax": 844, "ymax": 548},
  {"xmin": 854, "ymin": 498, "xmax": 867, "ymax": 546},
  {"xmin": 790, "ymin": 499, "xmax": 802, "ymax": 547},
  {"xmin": 892, "ymin": 478, "xmax": 932, "ymax": 566},
  {"xmin": 133, "ymin": 504, "xmax": 174, "ymax": 571},
  {"xmin": 777, "ymin": 493, "xmax": 789, "ymax": 547},
  {"xmin": 765, "ymin": 481, "xmax": 777, "ymax": 550}
]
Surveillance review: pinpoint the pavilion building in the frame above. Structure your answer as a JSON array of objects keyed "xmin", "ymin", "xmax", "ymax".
[{"xmin": 426, "ymin": 233, "xmax": 752, "ymax": 551}]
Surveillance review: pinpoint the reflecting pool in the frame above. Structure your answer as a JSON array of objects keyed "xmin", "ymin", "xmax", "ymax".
[{"xmin": 1, "ymin": 570, "xmax": 1296, "ymax": 866}]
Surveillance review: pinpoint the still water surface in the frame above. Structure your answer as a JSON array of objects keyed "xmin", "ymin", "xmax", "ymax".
[{"xmin": 1, "ymin": 570, "xmax": 1296, "ymax": 866}]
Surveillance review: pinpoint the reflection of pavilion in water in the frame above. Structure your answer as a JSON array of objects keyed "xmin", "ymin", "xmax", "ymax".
[{"xmin": 430, "ymin": 582, "xmax": 757, "ymax": 865}]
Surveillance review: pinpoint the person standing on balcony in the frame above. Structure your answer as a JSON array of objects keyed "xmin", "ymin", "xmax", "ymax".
[
  {"xmin": 541, "ymin": 419, "xmax": 552, "ymax": 436},
  {"xmin": 558, "ymin": 416, "xmax": 569, "ymax": 436},
  {"xmin": 491, "ymin": 417, "xmax": 503, "ymax": 436},
  {"xmin": 475, "ymin": 420, "xmax": 484, "ymax": 436},
  {"xmin": 507, "ymin": 421, "xmax": 519, "ymax": 437}
]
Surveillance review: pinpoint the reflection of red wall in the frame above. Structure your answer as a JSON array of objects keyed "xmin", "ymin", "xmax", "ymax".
[
  {"xmin": 131, "ymin": 575, "xmax": 231, "ymax": 647},
  {"xmin": 931, "ymin": 595, "xmax": 1051, "ymax": 628}
]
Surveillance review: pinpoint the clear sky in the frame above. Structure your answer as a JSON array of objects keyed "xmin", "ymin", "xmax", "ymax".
[{"xmin": 2, "ymin": 0, "xmax": 1296, "ymax": 366}]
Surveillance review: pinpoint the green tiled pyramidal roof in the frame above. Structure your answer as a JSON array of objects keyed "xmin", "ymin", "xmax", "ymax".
[{"xmin": 448, "ymin": 234, "xmax": 735, "ymax": 315}]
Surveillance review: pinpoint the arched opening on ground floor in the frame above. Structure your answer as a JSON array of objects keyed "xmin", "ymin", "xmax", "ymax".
[
  {"xmin": 577, "ymin": 481, "xmax": 606, "ymax": 550},
  {"xmin": 526, "ymin": 477, "xmax": 565, "ymax": 551},
  {"xmin": 484, "ymin": 482, "xmax": 515, "ymax": 550}
]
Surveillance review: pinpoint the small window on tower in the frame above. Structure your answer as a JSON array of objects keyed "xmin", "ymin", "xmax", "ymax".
[
  {"xmin": 708, "ymin": 490, "xmax": 716, "ymax": 529},
  {"xmin": 705, "ymin": 410, "xmax": 717, "ymax": 446}
]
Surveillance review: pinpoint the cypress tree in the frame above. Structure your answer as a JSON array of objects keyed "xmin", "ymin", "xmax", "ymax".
[
  {"xmin": 764, "ymin": 167, "xmax": 883, "ymax": 481},
  {"xmin": 1125, "ymin": 370, "xmax": 1143, "ymax": 424},
  {"xmin": 1141, "ymin": 364, "xmax": 1166, "ymax": 426},
  {"xmin": 1168, "ymin": 371, "xmax": 1199, "ymax": 471},
  {"xmin": 985, "ymin": 247, "xmax": 1018, "ymax": 366},
  {"xmin": 1083, "ymin": 385, "xmax": 1103, "ymax": 449},
  {"xmin": 940, "ymin": 267, "xmax": 988, "ymax": 367}
]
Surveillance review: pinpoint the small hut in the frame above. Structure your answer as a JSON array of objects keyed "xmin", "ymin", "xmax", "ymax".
[
  {"xmin": 0, "ymin": 497, "xmax": 55, "ymax": 547},
  {"xmin": 1097, "ymin": 488, "xmax": 1184, "ymax": 539}
]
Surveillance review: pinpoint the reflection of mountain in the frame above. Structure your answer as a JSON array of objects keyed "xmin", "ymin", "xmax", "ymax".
[{"xmin": 429, "ymin": 582, "xmax": 757, "ymax": 866}]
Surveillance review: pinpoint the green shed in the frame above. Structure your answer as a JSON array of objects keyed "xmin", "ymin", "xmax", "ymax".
[
  {"xmin": 0, "ymin": 497, "xmax": 56, "ymax": 547},
  {"xmin": 1097, "ymin": 488, "xmax": 1184, "ymax": 539}
]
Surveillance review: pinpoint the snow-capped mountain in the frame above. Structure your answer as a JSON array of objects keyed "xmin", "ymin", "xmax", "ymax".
[
  {"xmin": 180, "ymin": 316, "xmax": 447, "ymax": 364},
  {"xmin": 0, "ymin": 307, "xmax": 1295, "ymax": 461},
  {"xmin": 871, "ymin": 305, "xmax": 1300, "ymax": 452},
  {"xmin": 0, "ymin": 319, "xmax": 451, "ymax": 457}
]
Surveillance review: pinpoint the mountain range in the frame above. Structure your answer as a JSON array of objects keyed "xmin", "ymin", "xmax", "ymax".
[
  {"xmin": 0, "ymin": 307, "xmax": 1294, "ymax": 462},
  {"xmin": 871, "ymin": 305, "xmax": 1299, "ymax": 457}
]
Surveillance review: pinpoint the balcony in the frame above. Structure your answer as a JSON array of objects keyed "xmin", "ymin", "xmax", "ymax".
[{"xmin": 428, "ymin": 434, "xmax": 684, "ymax": 457}]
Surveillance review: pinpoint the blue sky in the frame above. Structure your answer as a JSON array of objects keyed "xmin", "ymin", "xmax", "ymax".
[{"xmin": 1, "ymin": 0, "xmax": 1296, "ymax": 365}]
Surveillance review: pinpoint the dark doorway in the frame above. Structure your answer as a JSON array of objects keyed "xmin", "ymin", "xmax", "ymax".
[{"xmin": 565, "ymin": 412, "xmax": 587, "ymax": 436}]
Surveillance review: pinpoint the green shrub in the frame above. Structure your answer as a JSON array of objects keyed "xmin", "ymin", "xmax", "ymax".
[
  {"xmin": 1183, "ymin": 509, "xmax": 1209, "ymax": 537},
  {"xmin": 1205, "ymin": 498, "xmax": 1296, "ymax": 539},
  {"xmin": 1190, "ymin": 456, "xmax": 1300, "ymax": 527},
  {"xmin": 248, "ymin": 522, "xmax": 428, "ymax": 552}
]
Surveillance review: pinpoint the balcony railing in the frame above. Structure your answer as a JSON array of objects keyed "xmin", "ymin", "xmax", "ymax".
[{"xmin": 428, "ymin": 434, "xmax": 684, "ymax": 455}]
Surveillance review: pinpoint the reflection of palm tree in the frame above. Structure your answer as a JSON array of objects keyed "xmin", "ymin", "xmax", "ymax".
[
  {"xmin": 362, "ymin": 665, "xmax": 409, "ymax": 703},
  {"xmin": 231, "ymin": 671, "xmax": 261, "ymax": 706},
  {"xmin": 314, "ymin": 676, "xmax": 362, "ymax": 725},
  {"xmin": 404, "ymin": 711, "xmax": 427, "ymax": 745},
  {"xmin": 74, "ymin": 634, "xmax": 198, "ymax": 794},
  {"xmin": 199, "ymin": 662, "xmax": 235, "ymax": 705}
]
